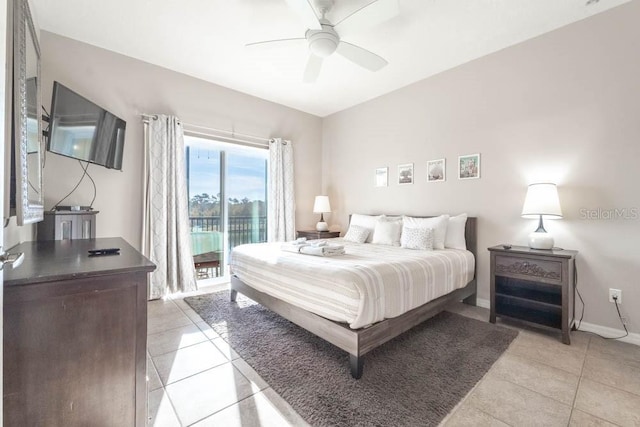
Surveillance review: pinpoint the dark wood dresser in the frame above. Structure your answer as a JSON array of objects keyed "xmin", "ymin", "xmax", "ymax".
[
  {"xmin": 3, "ymin": 237, "xmax": 155, "ymax": 426},
  {"xmin": 488, "ymin": 245, "xmax": 577, "ymax": 344}
]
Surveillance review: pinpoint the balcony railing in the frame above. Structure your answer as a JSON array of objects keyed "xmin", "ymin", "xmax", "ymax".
[{"xmin": 189, "ymin": 215, "xmax": 267, "ymax": 250}]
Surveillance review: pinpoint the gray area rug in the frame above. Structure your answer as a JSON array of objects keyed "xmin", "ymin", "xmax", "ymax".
[{"xmin": 185, "ymin": 291, "xmax": 518, "ymax": 427}]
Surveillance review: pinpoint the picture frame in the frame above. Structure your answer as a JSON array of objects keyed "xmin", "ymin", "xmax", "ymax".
[
  {"xmin": 398, "ymin": 163, "xmax": 414, "ymax": 185},
  {"xmin": 375, "ymin": 167, "xmax": 388, "ymax": 187},
  {"xmin": 458, "ymin": 153, "xmax": 480, "ymax": 180},
  {"xmin": 427, "ymin": 159, "xmax": 446, "ymax": 182}
]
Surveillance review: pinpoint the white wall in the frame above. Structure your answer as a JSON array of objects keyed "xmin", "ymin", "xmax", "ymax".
[
  {"xmin": 322, "ymin": 2, "xmax": 640, "ymax": 333},
  {"xmin": 40, "ymin": 32, "xmax": 323, "ymax": 249}
]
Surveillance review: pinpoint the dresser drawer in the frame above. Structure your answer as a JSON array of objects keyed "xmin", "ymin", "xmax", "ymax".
[{"xmin": 495, "ymin": 254, "xmax": 563, "ymax": 284}]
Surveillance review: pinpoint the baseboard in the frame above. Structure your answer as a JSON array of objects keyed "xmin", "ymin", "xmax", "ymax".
[
  {"xmin": 577, "ymin": 321, "xmax": 640, "ymax": 346},
  {"xmin": 476, "ymin": 298, "xmax": 490, "ymax": 309},
  {"xmin": 472, "ymin": 298, "xmax": 638, "ymax": 346}
]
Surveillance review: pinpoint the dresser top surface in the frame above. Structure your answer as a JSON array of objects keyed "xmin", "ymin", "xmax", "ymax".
[{"xmin": 4, "ymin": 237, "xmax": 156, "ymax": 286}]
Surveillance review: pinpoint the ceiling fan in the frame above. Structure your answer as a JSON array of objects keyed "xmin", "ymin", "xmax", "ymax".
[{"xmin": 247, "ymin": 0, "xmax": 399, "ymax": 82}]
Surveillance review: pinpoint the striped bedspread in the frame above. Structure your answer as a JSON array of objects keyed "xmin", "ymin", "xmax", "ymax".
[{"xmin": 229, "ymin": 238, "xmax": 475, "ymax": 329}]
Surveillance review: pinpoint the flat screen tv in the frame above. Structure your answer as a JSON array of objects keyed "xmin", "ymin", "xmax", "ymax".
[{"xmin": 47, "ymin": 81, "xmax": 126, "ymax": 170}]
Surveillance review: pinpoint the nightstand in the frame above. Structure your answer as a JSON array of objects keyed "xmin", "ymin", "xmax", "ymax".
[
  {"xmin": 488, "ymin": 245, "xmax": 578, "ymax": 344},
  {"xmin": 297, "ymin": 230, "xmax": 340, "ymax": 240}
]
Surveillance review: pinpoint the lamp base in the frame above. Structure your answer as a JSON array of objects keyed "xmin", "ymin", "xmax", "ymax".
[
  {"xmin": 316, "ymin": 221, "xmax": 329, "ymax": 232},
  {"xmin": 528, "ymin": 231, "xmax": 554, "ymax": 250}
]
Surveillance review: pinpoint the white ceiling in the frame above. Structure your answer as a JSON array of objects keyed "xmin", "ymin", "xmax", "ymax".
[{"xmin": 31, "ymin": 0, "xmax": 630, "ymax": 117}]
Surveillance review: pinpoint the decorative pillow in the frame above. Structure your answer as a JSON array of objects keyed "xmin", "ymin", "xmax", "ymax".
[
  {"xmin": 343, "ymin": 225, "xmax": 370, "ymax": 243},
  {"xmin": 349, "ymin": 214, "xmax": 383, "ymax": 243},
  {"xmin": 371, "ymin": 218, "xmax": 402, "ymax": 246},
  {"xmin": 445, "ymin": 213, "xmax": 468, "ymax": 250},
  {"xmin": 402, "ymin": 215, "xmax": 450, "ymax": 250},
  {"xmin": 401, "ymin": 226, "xmax": 434, "ymax": 250}
]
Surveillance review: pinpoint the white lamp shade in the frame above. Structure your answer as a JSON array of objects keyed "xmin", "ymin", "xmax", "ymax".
[
  {"xmin": 313, "ymin": 196, "xmax": 331, "ymax": 213},
  {"xmin": 521, "ymin": 183, "xmax": 563, "ymax": 219}
]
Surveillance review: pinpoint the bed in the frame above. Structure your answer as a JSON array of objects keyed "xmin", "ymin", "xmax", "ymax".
[{"xmin": 229, "ymin": 216, "xmax": 477, "ymax": 379}]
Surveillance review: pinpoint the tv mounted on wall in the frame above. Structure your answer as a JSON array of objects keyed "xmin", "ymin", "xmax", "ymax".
[{"xmin": 47, "ymin": 81, "xmax": 126, "ymax": 170}]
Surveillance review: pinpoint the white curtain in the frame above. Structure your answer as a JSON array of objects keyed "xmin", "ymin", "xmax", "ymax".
[
  {"xmin": 142, "ymin": 115, "xmax": 197, "ymax": 299},
  {"xmin": 268, "ymin": 138, "xmax": 295, "ymax": 242}
]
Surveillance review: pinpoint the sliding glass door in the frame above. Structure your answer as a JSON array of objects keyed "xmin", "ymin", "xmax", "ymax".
[
  {"xmin": 226, "ymin": 148, "xmax": 268, "ymax": 250},
  {"xmin": 185, "ymin": 135, "xmax": 267, "ymax": 282}
]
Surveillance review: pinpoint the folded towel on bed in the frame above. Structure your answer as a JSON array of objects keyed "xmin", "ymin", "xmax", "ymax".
[
  {"xmin": 281, "ymin": 242, "xmax": 309, "ymax": 253},
  {"xmin": 299, "ymin": 244, "xmax": 345, "ymax": 257},
  {"xmin": 280, "ymin": 237, "xmax": 310, "ymax": 252}
]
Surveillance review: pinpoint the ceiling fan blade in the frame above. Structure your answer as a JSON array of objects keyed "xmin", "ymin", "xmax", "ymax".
[
  {"xmin": 336, "ymin": 41, "xmax": 388, "ymax": 71},
  {"xmin": 285, "ymin": 0, "xmax": 322, "ymax": 30},
  {"xmin": 334, "ymin": 0, "xmax": 399, "ymax": 35},
  {"xmin": 245, "ymin": 38, "xmax": 306, "ymax": 49},
  {"xmin": 303, "ymin": 54, "xmax": 323, "ymax": 83}
]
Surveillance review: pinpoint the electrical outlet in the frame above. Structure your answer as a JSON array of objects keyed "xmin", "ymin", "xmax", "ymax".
[{"xmin": 609, "ymin": 288, "xmax": 622, "ymax": 304}]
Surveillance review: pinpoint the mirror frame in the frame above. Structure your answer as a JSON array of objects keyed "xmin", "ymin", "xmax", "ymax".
[{"xmin": 13, "ymin": 0, "xmax": 43, "ymax": 225}]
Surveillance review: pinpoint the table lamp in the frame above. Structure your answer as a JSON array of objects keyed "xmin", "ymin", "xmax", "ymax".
[
  {"xmin": 521, "ymin": 183, "xmax": 562, "ymax": 249},
  {"xmin": 313, "ymin": 196, "xmax": 331, "ymax": 231}
]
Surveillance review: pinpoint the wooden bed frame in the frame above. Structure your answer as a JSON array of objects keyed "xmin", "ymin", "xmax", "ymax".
[{"xmin": 230, "ymin": 216, "xmax": 477, "ymax": 379}]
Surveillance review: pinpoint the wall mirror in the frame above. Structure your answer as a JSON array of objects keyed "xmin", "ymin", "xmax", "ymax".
[{"xmin": 12, "ymin": 0, "xmax": 44, "ymax": 225}]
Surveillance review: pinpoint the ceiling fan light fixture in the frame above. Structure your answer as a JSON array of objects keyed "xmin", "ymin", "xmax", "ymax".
[
  {"xmin": 309, "ymin": 37, "xmax": 337, "ymax": 57},
  {"xmin": 306, "ymin": 26, "xmax": 339, "ymax": 58}
]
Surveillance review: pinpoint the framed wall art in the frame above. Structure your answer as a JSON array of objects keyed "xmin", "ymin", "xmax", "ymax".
[
  {"xmin": 398, "ymin": 163, "xmax": 414, "ymax": 185},
  {"xmin": 427, "ymin": 159, "xmax": 445, "ymax": 182},
  {"xmin": 375, "ymin": 167, "xmax": 388, "ymax": 187},
  {"xmin": 458, "ymin": 154, "xmax": 480, "ymax": 180}
]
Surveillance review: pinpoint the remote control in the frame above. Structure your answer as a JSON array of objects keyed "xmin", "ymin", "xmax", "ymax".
[{"xmin": 88, "ymin": 248, "xmax": 121, "ymax": 256}]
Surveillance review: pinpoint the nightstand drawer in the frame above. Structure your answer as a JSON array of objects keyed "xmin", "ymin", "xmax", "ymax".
[{"xmin": 495, "ymin": 254, "xmax": 562, "ymax": 284}]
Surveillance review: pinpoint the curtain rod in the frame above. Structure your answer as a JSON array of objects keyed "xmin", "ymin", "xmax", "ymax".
[
  {"xmin": 183, "ymin": 129, "xmax": 269, "ymax": 149},
  {"xmin": 140, "ymin": 113, "xmax": 270, "ymax": 144}
]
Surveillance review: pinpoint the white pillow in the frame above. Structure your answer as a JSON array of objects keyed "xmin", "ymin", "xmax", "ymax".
[
  {"xmin": 343, "ymin": 225, "xmax": 370, "ymax": 243},
  {"xmin": 445, "ymin": 213, "xmax": 468, "ymax": 250},
  {"xmin": 403, "ymin": 215, "xmax": 450, "ymax": 250},
  {"xmin": 349, "ymin": 214, "xmax": 382, "ymax": 243},
  {"xmin": 401, "ymin": 226, "xmax": 434, "ymax": 250},
  {"xmin": 371, "ymin": 218, "xmax": 402, "ymax": 246}
]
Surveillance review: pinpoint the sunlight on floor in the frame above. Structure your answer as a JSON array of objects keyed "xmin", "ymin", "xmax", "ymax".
[{"xmin": 147, "ymin": 291, "xmax": 308, "ymax": 426}]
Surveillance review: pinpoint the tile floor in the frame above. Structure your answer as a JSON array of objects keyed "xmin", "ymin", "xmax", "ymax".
[{"xmin": 147, "ymin": 285, "xmax": 640, "ymax": 426}]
